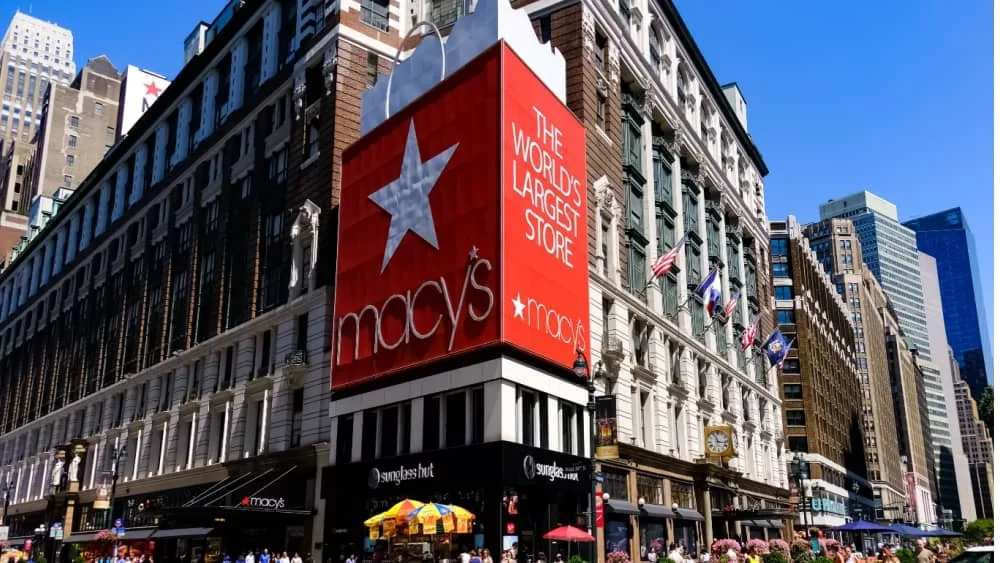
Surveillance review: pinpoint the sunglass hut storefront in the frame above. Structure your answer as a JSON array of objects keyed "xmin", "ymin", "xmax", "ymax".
[{"xmin": 323, "ymin": 442, "xmax": 591, "ymax": 562}]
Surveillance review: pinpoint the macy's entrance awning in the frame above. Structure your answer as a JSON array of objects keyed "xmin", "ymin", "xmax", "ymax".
[{"xmin": 177, "ymin": 465, "xmax": 313, "ymax": 516}]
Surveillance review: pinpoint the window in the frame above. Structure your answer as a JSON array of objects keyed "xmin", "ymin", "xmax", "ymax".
[
  {"xmin": 66, "ymin": 154, "xmax": 75, "ymax": 166},
  {"xmin": 782, "ymin": 359, "xmax": 800, "ymax": 373},
  {"xmin": 521, "ymin": 390, "xmax": 537, "ymax": 447},
  {"xmin": 366, "ymin": 53, "xmax": 379, "ymax": 88},
  {"xmin": 787, "ymin": 436, "xmax": 808, "ymax": 453},
  {"xmin": 785, "ymin": 410, "xmax": 806, "ymax": 426},
  {"xmin": 783, "ymin": 384, "xmax": 803, "ymax": 400},
  {"xmin": 361, "ymin": 410, "xmax": 378, "ymax": 461},
  {"xmin": 471, "ymin": 387, "xmax": 484, "ymax": 445},
  {"xmin": 539, "ymin": 15, "xmax": 551, "ymax": 43},
  {"xmin": 305, "ymin": 118, "xmax": 319, "ymax": 159},
  {"xmin": 360, "ymin": 0, "xmax": 390, "ymax": 31},
  {"xmin": 335, "ymin": 414, "xmax": 354, "ymax": 462},
  {"xmin": 68, "ymin": 134, "xmax": 77, "ymax": 147},
  {"xmin": 69, "ymin": 115, "xmax": 79, "ymax": 128},
  {"xmin": 445, "ymin": 392, "xmax": 466, "ymax": 448},
  {"xmin": 560, "ymin": 403, "xmax": 574, "ymax": 454},
  {"xmin": 423, "ymin": 396, "xmax": 440, "ymax": 451},
  {"xmin": 380, "ymin": 405, "xmax": 399, "ymax": 457},
  {"xmin": 94, "ymin": 101, "xmax": 103, "ymax": 116},
  {"xmin": 774, "ymin": 286, "xmax": 793, "ymax": 300},
  {"xmin": 772, "ymin": 262, "xmax": 790, "ymax": 278},
  {"xmin": 289, "ymin": 388, "xmax": 304, "ymax": 448},
  {"xmin": 770, "ymin": 238, "xmax": 788, "ymax": 256},
  {"xmin": 596, "ymin": 91, "xmax": 607, "ymax": 131},
  {"xmin": 777, "ymin": 310, "xmax": 795, "ymax": 325}
]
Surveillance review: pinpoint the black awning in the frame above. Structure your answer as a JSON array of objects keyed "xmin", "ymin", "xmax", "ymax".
[
  {"xmin": 181, "ymin": 465, "xmax": 309, "ymax": 514},
  {"xmin": 673, "ymin": 508, "xmax": 705, "ymax": 522},
  {"xmin": 63, "ymin": 533, "xmax": 100, "ymax": 544},
  {"xmin": 151, "ymin": 527, "xmax": 215, "ymax": 539},
  {"xmin": 640, "ymin": 504, "xmax": 675, "ymax": 519},
  {"xmin": 6, "ymin": 536, "xmax": 29, "ymax": 547},
  {"xmin": 121, "ymin": 528, "xmax": 157, "ymax": 540},
  {"xmin": 605, "ymin": 499, "xmax": 640, "ymax": 515}
]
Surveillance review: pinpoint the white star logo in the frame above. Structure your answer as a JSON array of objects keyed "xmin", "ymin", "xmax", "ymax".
[
  {"xmin": 512, "ymin": 293, "xmax": 526, "ymax": 320},
  {"xmin": 369, "ymin": 120, "xmax": 459, "ymax": 273}
]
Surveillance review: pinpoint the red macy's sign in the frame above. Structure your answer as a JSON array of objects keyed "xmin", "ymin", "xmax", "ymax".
[{"xmin": 333, "ymin": 43, "xmax": 588, "ymax": 390}]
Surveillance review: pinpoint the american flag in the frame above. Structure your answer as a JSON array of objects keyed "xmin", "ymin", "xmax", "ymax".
[
  {"xmin": 651, "ymin": 236, "xmax": 687, "ymax": 278},
  {"xmin": 740, "ymin": 314, "xmax": 759, "ymax": 350},
  {"xmin": 722, "ymin": 290, "xmax": 741, "ymax": 320}
]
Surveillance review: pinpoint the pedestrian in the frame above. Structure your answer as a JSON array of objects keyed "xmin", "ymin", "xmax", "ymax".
[
  {"xmin": 292, "ymin": 553, "xmax": 304, "ymax": 563},
  {"xmin": 261, "ymin": 549, "xmax": 273, "ymax": 563},
  {"xmin": 280, "ymin": 552, "xmax": 291, "ymax": 563},
  {"xmin": 914, "ymin": 540, "xmax": 933, "ymax": 563}
]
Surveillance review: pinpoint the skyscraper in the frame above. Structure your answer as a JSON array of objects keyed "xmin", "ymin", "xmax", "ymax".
[
  {"xmin": 803, "ymin": 218, "xmax": 908, "ymax": 522},
  {"xmin": 919, "ymin": 251, "xmax": 977, "ymax": 527},
  {"xmin": 820, "ymin": 191, "xmax": 948, "ymax": 521},
  {"xmin": 0, "ymin": 11, "xmax": 75, "ymax": 260},
  {"xmin": 904, "ymin": 208, "xmax": 992, "ymax": 401}
]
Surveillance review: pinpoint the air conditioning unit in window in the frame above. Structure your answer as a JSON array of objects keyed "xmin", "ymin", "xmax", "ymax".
[{"xmin": 409, "ymin": 3, "xmax": 419, "ymax": 24}]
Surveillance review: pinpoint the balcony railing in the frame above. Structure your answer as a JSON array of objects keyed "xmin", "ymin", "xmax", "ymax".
[{"xmin": 285, "ymin": 349, "xmax": 308, "ymax": 366}]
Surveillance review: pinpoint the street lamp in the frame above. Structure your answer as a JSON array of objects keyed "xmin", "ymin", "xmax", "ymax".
[
  {"xmin": 107, "ymin": 444, "xmax": 128, "ymax": 562},
  {"xmin": 32, "ymin": 524, "xmax": 46, "ymax": 562},
  {"xmin": 572, "ymin": 348, "xmax": 598, "ymax": 563},
  {"xmin": 792, "ymin": 452, "xmax": 813, "ymax": 529}
]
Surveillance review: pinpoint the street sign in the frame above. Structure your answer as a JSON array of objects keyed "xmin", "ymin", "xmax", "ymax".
[{"xmin": 592, "ymin": 472, "xmax": 605, "ymax": 484}]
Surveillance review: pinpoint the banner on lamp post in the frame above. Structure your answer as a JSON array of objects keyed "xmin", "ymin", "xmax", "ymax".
[
  {"xmin": 595, "ymin": 395, "xmax": 619, "ymax": 459},
  {"xmin": 93, "ymin": 471, "xmax": 111, "ymax": 510}
]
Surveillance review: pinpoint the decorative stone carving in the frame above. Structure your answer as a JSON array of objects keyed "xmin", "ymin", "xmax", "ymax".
[
  {"xmin": 323, "ymin": 44, "xmax": 338, "ymax": 95},
  {"xmin": 289, "ymin": 199, "xmax": 322, "ymax": 297},
  {"xmin": 608, "ymin": 43, "xmax": 620, "ymax": 82},
  {"xmin": 51, "ymin": 459, "xmax": 64, "ymax": 487},
  {"xmin": 68, "ymin": 453, "xmax": 81, "ymax": 482},
  {"xmin": 582, "ymin": 6, "xmax": 595, "ymax": 54},
  {"xmin": 292, "ymin": 72, "xmax": 307, "ymax": 120},
  {"xmin": 641, "ymin": 93, "xmax": 655, "ymax": 120},
  {"xmin": 596, "ymin": 74, "xmax": 609, "ymax": 98}
]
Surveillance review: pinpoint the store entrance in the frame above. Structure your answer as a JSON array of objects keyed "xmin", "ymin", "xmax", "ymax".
[{"xmin": 504, "ymin": 486, "xmax": 586, "ymax": 563}]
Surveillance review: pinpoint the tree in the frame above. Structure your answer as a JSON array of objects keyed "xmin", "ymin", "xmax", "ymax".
[
  {"xmin": 964, "ymin": 518, "xmax": 994, "ymax": 544},
  {"xmin": 978, "ymin": 386, "xmax": 993, "ymax": 436}
]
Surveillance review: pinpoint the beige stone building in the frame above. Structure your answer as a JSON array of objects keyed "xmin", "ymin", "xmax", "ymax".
[
  {"xmin": 803, "ymin": 218, "xmax": 907, "ymax": 522},
  {"xmin": 952, "ymin": 356, "xmax": 994, "ymax": 518},
  {"xmin": 771, "ymin": 217, "xmax": 868, "ymax": 528}
]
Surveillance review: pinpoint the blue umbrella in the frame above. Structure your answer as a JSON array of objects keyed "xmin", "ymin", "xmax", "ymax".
[
  {"xmin": 923, "ymin": 528, "xmax": 962, "ymax": 538},
  {"xmin": 890, "ymin": 524, "xmax": 930, "ymax": 537},
  {"xmin": 831, "ymin": 520, "xmax": 896, "ymax": 533}
]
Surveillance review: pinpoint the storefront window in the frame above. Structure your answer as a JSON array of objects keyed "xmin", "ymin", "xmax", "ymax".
[
  {"xmin": 639, "ymin": 520, "xmax": 666, "ymax": 560},
  {"xmin": 604, "ymin": 519, "xmax": 629, "ymax": 556},
  {"xmin": 636, "ymin": 474, "xmax": 663, "ymax": 505}
]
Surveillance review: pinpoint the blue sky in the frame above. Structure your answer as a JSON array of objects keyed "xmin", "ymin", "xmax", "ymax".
[
  {"xmin": 675, "ymin": 0, "xmax": 994, "ymax": 345},
  {"xmin": 8, "ymin": 1, "xmax": 994, "ymax": 342}
]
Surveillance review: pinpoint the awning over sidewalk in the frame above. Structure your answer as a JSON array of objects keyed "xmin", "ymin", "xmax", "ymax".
[
  {"xmin": 640, "ymin": 504, "xmax": 675, "ymax": 519},
  {"xmin": 178, "ymin": 465, "xmax": 312, "ymax": 516},
  {"xmin": 673, "ymin": 508, "xmax": 705, "ymax": 521},
  {"xmin": 63, "ymin": 533, "xmax": 99, "ymax": 544},
  {"xmin": 741, "ymin": 519, "xmax": 784, "ymax": 529},
  {"xmin": 605, "ymin": 499, "xmax": 640, "ymax": 515},
  {"xmin": 151, "ymin": 527, "xmax": 215, "ymax": 539}
]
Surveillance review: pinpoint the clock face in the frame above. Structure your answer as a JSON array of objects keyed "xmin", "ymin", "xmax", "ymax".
[{"xmin": 707, "ymin": 430, "xmax": 730, "ymax": 454}]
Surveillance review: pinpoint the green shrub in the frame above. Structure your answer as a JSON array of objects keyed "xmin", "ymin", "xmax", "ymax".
[
  {"xmin": 812, "ymin": 557, "xmax": 833, "ymax": 563},
  {"xmin": 896, "ymin": 548, "xmax": 915, "ymax": 563},
  {"xmin": 764, "ymin": 551, "xmax": 789, "ymax": 563},
  {"xmin": 568, "ymin": 555, "xmax": 588, "ymax": 563}
]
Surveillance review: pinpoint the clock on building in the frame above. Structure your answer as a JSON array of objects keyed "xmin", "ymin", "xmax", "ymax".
[{"xmin": 703, "ymin": 425, "xmax": 735, "ymax": 458}]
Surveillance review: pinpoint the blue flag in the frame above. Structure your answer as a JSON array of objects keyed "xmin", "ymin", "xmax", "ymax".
[{"xmin": 763, "ymin": 329, "xmax": 792, "ymax": 367}]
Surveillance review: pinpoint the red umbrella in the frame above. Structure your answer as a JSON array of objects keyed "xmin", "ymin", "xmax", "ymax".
[{"xmin": 543, "ymin": 526, "xmax": 595, "ymax": 542}]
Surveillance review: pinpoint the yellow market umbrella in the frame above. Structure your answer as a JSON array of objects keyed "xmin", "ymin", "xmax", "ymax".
[
  {"xmin": 364, "ymin": 512, "xmax": 389, "ymax": 527},
  {"xmin": 407, "ymin": 503, "xmax": 453, "ymax": 524},
  {"xmin": 447, "ymin": 505, "xmax": 475, "ymax": 521},
  {"xmin": 384, "ymin": 499, "xmax": 425, "ymax": 521}
]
